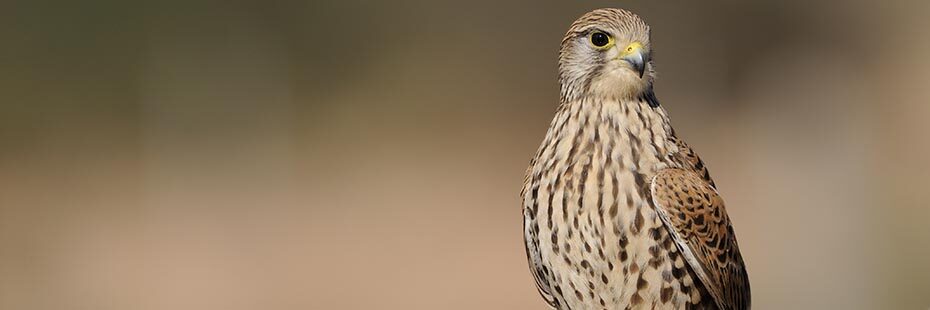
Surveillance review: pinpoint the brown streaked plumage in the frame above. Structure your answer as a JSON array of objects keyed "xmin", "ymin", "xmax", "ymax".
[{"xmin": 521, "ymin": 8, "xmax": 750, "ymax": 309}]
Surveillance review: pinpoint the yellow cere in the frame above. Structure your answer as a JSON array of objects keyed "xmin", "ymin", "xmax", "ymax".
[{"xmin": 621, "ymin": 42, "xmax": 644, "ymax": 57}]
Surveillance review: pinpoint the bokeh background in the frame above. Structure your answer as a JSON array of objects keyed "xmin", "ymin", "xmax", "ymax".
[{"xmin": 2, "ymin": 0, "xmax": 929, "ymax": 309}]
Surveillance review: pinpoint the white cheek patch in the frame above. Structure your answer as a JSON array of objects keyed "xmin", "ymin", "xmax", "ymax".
[
  {"xmin": 589, "ymin": 62, "xmax": 649, "ymax": 100},
  {"xmin": 604, "ymin": 47, "xmax": 621, "ymax": 60}
]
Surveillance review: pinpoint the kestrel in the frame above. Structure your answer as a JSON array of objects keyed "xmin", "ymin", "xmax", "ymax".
[{"xmin": 521, "ymin": 8, "xmax": 750, "ymax": 309}]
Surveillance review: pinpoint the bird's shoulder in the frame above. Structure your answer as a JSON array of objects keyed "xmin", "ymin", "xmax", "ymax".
[{"xmin": 667, "ymin": 135, "xmax": 716, "ymax": 188}]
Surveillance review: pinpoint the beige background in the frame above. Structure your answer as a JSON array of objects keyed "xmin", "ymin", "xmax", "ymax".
[{"xmin": 1, "ymin": 0, "xmax": 929, "ymax": 309}]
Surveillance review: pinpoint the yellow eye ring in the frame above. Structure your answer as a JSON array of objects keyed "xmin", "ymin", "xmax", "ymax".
[{"xmin": 589, "ymin": 31, "xmax": 614, "ymax": 49}]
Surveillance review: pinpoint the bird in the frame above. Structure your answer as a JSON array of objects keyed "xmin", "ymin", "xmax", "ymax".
[{"xmin": 521, "ymin": 8, "xmax": 750, "ymax": 310}]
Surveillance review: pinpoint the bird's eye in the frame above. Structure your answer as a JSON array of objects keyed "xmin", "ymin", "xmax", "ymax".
[{"xmin": 590, "ymin": 32, "xmax": 611, "ymax": 48}]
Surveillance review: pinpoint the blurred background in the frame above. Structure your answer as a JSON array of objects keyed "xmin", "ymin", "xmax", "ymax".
[{"xmin": 1, "ymin": 0, "xmax": 929, "ymax": 309}]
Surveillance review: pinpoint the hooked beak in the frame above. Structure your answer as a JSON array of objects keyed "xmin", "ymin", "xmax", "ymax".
[{"xmin": 620, "ymin": 43, "xmax": 647, "ymax": 78}]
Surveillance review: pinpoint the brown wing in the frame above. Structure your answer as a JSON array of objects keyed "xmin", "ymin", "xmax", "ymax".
[{"xmin": 650, "ymin": 168, "xmax": 751, "ymax": 310}]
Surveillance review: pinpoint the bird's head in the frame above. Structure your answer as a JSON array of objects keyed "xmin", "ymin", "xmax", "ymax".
[{"xmin": 558, "ymin": 8, "xmax": 653, "ymax": 102}]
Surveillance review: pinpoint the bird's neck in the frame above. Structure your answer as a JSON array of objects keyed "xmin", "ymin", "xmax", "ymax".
[
  {"xmin": 541, "ymin": 95, "xmax": 676, "ymax": 174},
  {"xmin": 555, "ymin": 92, "xmax": 671, "ymax": 139},
  {"xmin": 559, "ymin": 71, "xmax": 656, "ymax": 104}
]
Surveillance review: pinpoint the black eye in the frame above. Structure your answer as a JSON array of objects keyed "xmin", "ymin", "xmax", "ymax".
[{"xmin": 590, "ymin": 32, "xmax": 610, "ymax": 47}]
